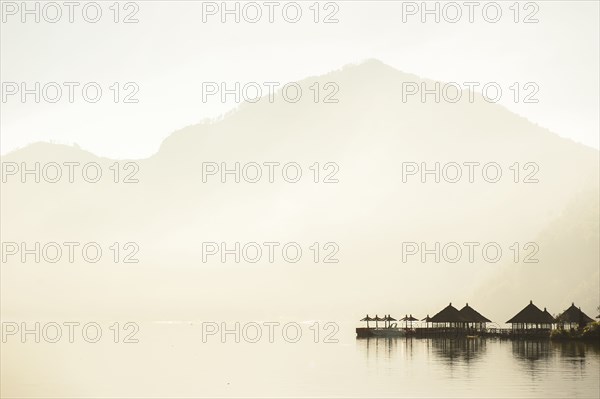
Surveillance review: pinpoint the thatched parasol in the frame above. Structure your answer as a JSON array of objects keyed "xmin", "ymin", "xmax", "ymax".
[
  {"xmin": 400, "ymin": 314, "xmax": 419, "ymax": 328},
  {"xmin": 360, "ymin": 314, "xmax": 373, "ymax": 329},
  {"xmin": 383, "ymin": 315, "xmax": 397, "ymax": 328},
  {"xmin": 373, "ymin": 314, "xmax": 383, "ymax": 329}
]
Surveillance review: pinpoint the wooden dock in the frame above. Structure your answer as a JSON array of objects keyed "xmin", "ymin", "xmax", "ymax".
[{"xmin": 413, "ymin": 327, "xmax": 551, "ymax": 339}]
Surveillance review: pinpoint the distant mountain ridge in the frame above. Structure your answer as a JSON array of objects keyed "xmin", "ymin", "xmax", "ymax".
[{"xmin": 1, "ymin": 59, "xmax": 598, "ymax": 322}]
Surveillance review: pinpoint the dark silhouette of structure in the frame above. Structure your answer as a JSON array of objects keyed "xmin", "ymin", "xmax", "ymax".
[
  {"xmin": 356, "ymin": 301, "xmax": 596, "ymax": 339},
  {"xmin": 399, "ymin": 314, "xmax": 418, "ymax": 329},
  {"xmin": 556, "ymin": 303, "xmax": 594, "ymax": 330},
  {"xmin": 429, "ymin": 303, "xmax": 468, "ymax": 328},
  {"xmin": 459, "ymin": 303, "xmax": 491, "ymax": 331},
  {"xmin": 506, "ymin": 300, "xmax": 555, "ymax": 333}
]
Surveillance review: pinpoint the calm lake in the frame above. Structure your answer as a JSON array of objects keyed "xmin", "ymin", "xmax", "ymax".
[{"xmin": 2, "ymin": 322, "xmax": 599, "ymax": 398}]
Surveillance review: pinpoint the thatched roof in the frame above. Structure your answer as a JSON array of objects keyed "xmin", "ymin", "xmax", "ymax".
[
  {"xmin": 506, "ymin": 300, "xmax": 555, "ymax": 324},
  {"xmin": 459, "ymin": 303, "xmax": 491, "ymax": 323},
  {"xmin": 556, "ymin": 303, "xmax": 594, "ymax": 324},
  {"xmin": 429, "ymin": 303, "xmax": 468, "ymax": 323},
  {"xmin": 542, "ymin": 308, "xmax": 555, "ymax": 322},
  {"xmin": 400, "ymin": 314, "xmax": 418, "ymax": 322}
]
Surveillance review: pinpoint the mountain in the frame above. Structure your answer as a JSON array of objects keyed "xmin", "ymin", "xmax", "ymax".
[{"xmin": 1, "ymin": 60, "xmax": 598, "ymax": 322}]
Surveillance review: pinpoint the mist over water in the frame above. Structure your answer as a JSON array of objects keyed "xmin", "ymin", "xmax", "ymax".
[
  {"xmin": 2, "ymin": 322, "xmax": 598, "ymax": 398},
  {"xmin": 2, "ymin": 1, "xmax": 599, "ymax": 397}
]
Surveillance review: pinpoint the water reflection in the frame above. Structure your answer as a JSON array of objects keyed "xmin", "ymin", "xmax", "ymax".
[
  {"xmin": 553, "ymin": 340, "xmax": 600, "ymax": 359},
  {"xmin": 428, "ymin": 338, "xmax": 486, "ymax": 364},
  {"xmin": 356, "ymin": 336, "xmax": 487, "ymax": 364},
  {"xmin": 553, "ymin": 340, "xmax": 600, "ymax": 379},
  {"xmin": 512, "ymin": 339, "xmax": 551, "ymax": 362},
  {"xmin": 511, "ymin": 340, "xmax": 599, "ymax": 366},
  {"xmin": 356, "ymin": 337, "xmax": 401, "ymax": 360},
  {"xmin": 506, "ymin": 339, "xmax": 600, "ymax": 387},
  {"xmin": 357, "ymin": 337, "xmax": 599, "ymax": 367}
]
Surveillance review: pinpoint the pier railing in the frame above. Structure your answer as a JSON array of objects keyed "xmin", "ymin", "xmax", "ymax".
[
  {"xmin": 414, "ymin": 327, "xmax": 551, "ymax": 338},
  {"xmin": 357, "ymin": 327, "xmax": 552, "ymax": 339}
]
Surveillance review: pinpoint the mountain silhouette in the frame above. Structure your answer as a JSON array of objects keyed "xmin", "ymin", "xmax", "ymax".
[{"xmin": 1, "ymin": 59, "xmax": 598, "ymax": 322}]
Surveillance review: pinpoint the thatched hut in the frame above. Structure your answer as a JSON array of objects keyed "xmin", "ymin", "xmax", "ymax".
[
  {"xmin": 421, "ymin": 315, "xmax": 432, "ymax": 328},
  {"xmin": 506, "ymin": 300, "xmax": 555, "ymax": 330},
  {"xmin": 459, "ymin": 303, "xmax": 491, "ymax": 331},
  {"xmin": 429, "ymin": 303, "xmax": 469, "ymax": 328},
  {"xmin": 556, "ymin": 303, "xmax": 594, "ymax": 330}
]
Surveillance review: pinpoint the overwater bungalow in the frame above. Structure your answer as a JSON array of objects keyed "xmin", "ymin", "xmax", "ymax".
[
  {"xmin": 421, "ymin": 315, "xmax": 432, "ymax": 328},
  {"xmin": 414, "ymin": 303, "xmax": 470, "ymax": 337},
  {"xmin": 542, "ymin": 308, "xmax": 554, "ymax": 322},
  {"xmin": 555, "ymin": 303, "xmax": 594, "ymax": 330},
  {"xmin": 506, "ymin": 300, "xmax": 555, "ymax": 331},
  {"xmin": 459, "ymin": 303, "xmax": 491, "ymax": 332},
  {"xmin": 429, "ymin": 303, "xmax": 469, "ymax": 328}
]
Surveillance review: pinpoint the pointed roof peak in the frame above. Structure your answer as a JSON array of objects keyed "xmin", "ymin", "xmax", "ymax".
[
  {"xmin": 430, "ymin": 303, "xmax": 469, "ymax": 323},
  {"xmin": 459, "ymin": 303, "xmax": 491, "ymax": 323},
  {"xmin": 507, "ymin": 301, "xmax": 554, "ymax": 324},
  {"xmin": 557, "ymin": 304, "xmax": 594, "ymax": 324}
]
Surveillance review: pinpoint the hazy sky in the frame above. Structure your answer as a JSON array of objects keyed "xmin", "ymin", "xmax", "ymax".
[{"xmin": 1, "ymin": 0, "xmax": 599, "ymax": 158}]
